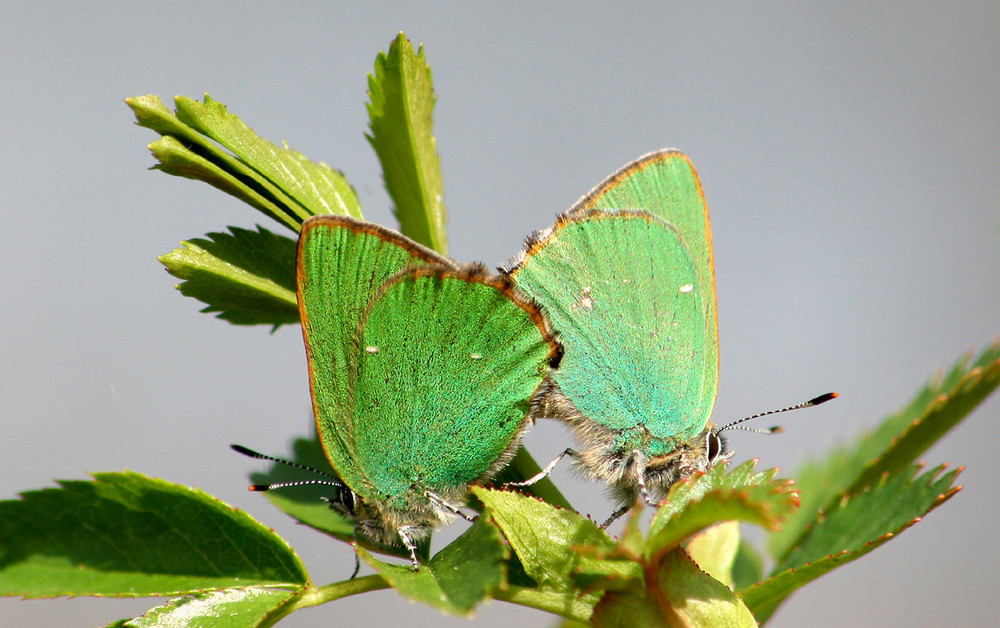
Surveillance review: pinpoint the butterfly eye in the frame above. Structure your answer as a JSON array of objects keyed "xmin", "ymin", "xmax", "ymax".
[
  {"xmin": 339, "ymin": 486, "xmax": 357, "ymax": 515},
  {"xmin": 706, "ymin": 431, "xmax": 724, "ymax": 465}
]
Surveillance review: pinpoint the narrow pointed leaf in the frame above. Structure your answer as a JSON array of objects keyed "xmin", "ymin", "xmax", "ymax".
[
  {"xmin": 0, "ymin": 472, "xmax": 307, "ymax": 598},
  {"xmin": 366, "ymin": 33, "xmax": 447, "ymax": 253},
  {"xmin": 159, "ymin": 226, "xmax": 298, "ymax": 327},
  {"xmin": 128, "ymin": 94, "xmax": 362, "ymax": 231},
  {"xmin": 129, "ymin": 95, "xmax": 307, "ymax": 231},
  {"xmin": 847, "ymin": 342, "xmax": 1000, "ymax": 490},
  {"xmin": 357, "ymin": 513, "xmax": 507, "ymax": 617},
  {"xmin": 175, "ymin": 95, "xmax": 362, "ymax": 220},
  {"xmin": 122, "ymin": 586, "xmax": 301, "ymax": 628},
  {"xmin": 646, "ymin": 461, "xmax": 798, "ymax": 564},
  {"xmin": 770, "ymin": 341, "xmax": 1000, "ymax": 559},
  {"xmin": 776, "ymin": 463, "xmax": 960, "ymax": 571},
  {"xmin": 744, "ymin": 464, "xmax": 961, "ymax": 623},
  {"xmin": 146, "ymin": 135, "xmax": 301, "ymax": 232}
]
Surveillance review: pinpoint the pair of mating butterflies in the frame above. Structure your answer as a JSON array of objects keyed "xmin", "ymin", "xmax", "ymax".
[{"xmin": 235, "ymin": 150, "xmax": 833, "ymax": 570}]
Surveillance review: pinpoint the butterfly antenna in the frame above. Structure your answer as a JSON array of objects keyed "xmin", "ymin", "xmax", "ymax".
[
  {"xmin": 717, "ymin": 392, "xmax": 838, "ymax": 434},
  {"xmin": 248, "ymin": 479, "xmax": 345, "ymax": 492},
  {"xmin": 230, "ymin": 444, "xmax": 344, "ymax": 488}
]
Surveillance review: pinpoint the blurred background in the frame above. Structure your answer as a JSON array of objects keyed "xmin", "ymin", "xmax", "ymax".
[{"xmin": 2, "ymin": 4, "xmax": 998, "ymax": 626}]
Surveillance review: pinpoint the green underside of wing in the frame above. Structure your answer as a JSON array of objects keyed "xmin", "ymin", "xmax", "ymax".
[
  {"xmin": 513, "ymin": 212, "xmax": 716, "ymax": 443},
  {"xmin": 298, "ymin": 216, "xmax": 448, "ymax": 490},
  {"xmin": 351, "ymin": 271, "xmax": 553, "ymax": 501},
  {"xmin": 575, "ymin": 149, "xmax": 717, "ymax": 371}
]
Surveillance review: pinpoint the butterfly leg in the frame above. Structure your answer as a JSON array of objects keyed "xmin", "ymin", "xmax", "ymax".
[
  {"xmin": 600, "ymin": 504, "xmax": 631, "ymax": 529},
  {"xmin": 505, "ymin": 448, "xmax": 579, "ymax": 487},
  {"xmin": 600, "ymin": 450, "xmax": 654, "ymax": 529},
  {"xmin": 424, "ymin": 490, "xmax": 476, "ymax": 523},
  {"xmin": 397, "ymin": 526, "xmax": 422, "ymax": 571},
  {"xmin": 632, "ymin": 450, "xmax": 657, "ymax": 506}
]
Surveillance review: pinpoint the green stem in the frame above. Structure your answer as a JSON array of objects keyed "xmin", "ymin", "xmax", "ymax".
[
  {"xmin": 259, "ymin": 576, "xmax": 390, "ymax": 627},
  {"xmin": 304, "ymin": 575, "xmax": 390, "ymax": 605}
]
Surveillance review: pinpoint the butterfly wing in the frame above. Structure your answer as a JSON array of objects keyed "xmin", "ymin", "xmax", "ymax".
[
  {"xmin": 509, "ymin": 210, "xmax": 714, "ymax": 447},
  {"xmin": 348, "ymin": 265, "xmax": 560, "ymax": 505},
  {"xmin": 297, "ymin": 215, "xmax": 452, "ymax": 490},
  {"xmin": 572, "ymin": 149, "xmax": 717, "ymax": 392}
]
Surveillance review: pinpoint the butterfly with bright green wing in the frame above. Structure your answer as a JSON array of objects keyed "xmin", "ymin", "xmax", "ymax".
[{"xmin": 237, "ymin": 215, "xmax": 561, "ymax": 570}]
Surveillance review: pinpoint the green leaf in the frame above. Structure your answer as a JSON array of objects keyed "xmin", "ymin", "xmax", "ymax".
[
  {"xmin": 474, "ymin": 487, "xmax": 621, "ymax": 623},
  {"xmin": 744, "ymin": 463, "xmax": 961, "ymax": 623},
  {"xmin": 646, "ymin": 460, "xmax": 798, "ymax": 565},
  {"xmin": 777, "ymin": 463, "xmax": 961, "ymax": 571},
  {"xmin": 159, "ymin": 226, "xmax": 299, "ymax": 328},
  {"xmin": 122, "ymin": 587, "xmax": 301, "ymax": 628},
  {"xmin": 474, "ymin": 487, "xmax": 612, "ymax": 592},
  {"xmin": 366, "ymin": 33, "xmax": 448, "ymax": 253},
  {"xmin": 357, "ymin": 513, "xmax": 507, "ymax": 617},
  {"xmin": 495, "ymin": 586, "xmax": 600, "ymax": 625},
  {"xmin": 847, "ymin": 342, "xmax": 1000, "ymax": 490},
  {"xmin": 0, "ymin": 472, "xmax": 307, "ymax": 598},
  {"xmin": 146, "ymin": 135, "xmax": 302, "ymax": 233},
  {"xmin": 176, "ymin": 95, "xmax": 362, "ymax": 221},
  {"xmin": 730, "ymin": 538, "xmax": 764, "ymax": 592},
  {"xmin": 590, "ymin": 549, "xmax": 757, "ymax": 628},
  {"xmin": 770, "ymin": 340, "xmax": 1000, "ymax": 559},
  {"xmin": 590, "ymin": 590, "xmax": 671, "ymax": 628},
  {"xmin": 127, "ymin": 94, "xmax": 362, "ymax": 231},
  {"xmin": 129, "ymin": 94, "xmax": 305, "ymax": 231},
  {"xmin": 685, "ymin": 520, "xmax": 740, "ymax": 589},
  {"xmin": 654, "ymin": 549, "xmax": 757, "ymax": 627},
  {"xmin": 479, "ymin": 470, "xmax": 775, "ymax": 625},
  {"xmin": 568, "ymin": 506, "xmax": 646, "ymax": 596}
]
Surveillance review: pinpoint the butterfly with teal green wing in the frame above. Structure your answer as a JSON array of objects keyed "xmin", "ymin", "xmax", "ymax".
[{"xmin": 507, "ymin": 150, "xmax": 835, "ymax": 526}]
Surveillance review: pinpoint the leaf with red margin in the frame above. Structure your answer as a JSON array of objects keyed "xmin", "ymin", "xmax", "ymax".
[
  {"xmin": 771, "ymin": 341, "xmax": 999, "ymax": 560},
  {"xmin": 743, "ymin": 463, "xmax": 961, "ymax": 623},
  {"xmin": 646, "ymin": 460, "xmax": 799, "ymax": 564}
]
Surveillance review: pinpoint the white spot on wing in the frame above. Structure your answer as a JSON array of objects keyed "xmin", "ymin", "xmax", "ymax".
[
  {"xmin": 571, "ymin": 286, "xmax": 595, "ymax": 311},
  {"xmin": 679, "ymin": 284, "xmax": 694, "ymax": 293},
  {"xmin": 365, "ymin": 346, "xmax": 379, "ymax": 354}
]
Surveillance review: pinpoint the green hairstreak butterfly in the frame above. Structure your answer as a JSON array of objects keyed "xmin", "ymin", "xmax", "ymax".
[
  {"xmin": 506, "ymin": 150, "xmax": 833, "ymax": 526},
  {"xmin": 237, "ymin": 215, "xmax": 561, "ymax": 570}
]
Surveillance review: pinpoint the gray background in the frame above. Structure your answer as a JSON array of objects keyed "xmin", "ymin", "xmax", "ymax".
[{"xmin": 3, "ymin": 3, "xmax": 999, "ymax": 627}]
